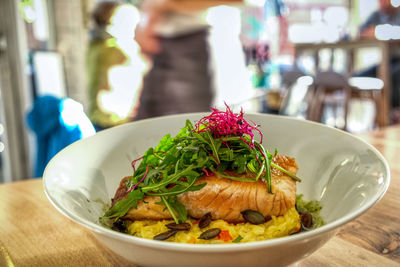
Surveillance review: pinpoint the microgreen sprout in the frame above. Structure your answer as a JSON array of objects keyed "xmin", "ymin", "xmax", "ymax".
[
  {"xmin": 194, "ymin": 103, "xmax": 263, "ymax": 148},
  {"xmin": 127, "ymin": 165, "xmax": 152, "ymax": 193}
]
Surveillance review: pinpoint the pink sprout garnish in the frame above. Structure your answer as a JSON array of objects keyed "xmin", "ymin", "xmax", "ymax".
[
  {"xmin": 209, "ymin": 153, "xmax": 220, "ymax": 166},
  {"xmin": 202, "ymin": 168, "xmax": 213, "ymax": 177},
  {"xmin": 131, "ymin": 151, "xmax": 168, "ymax": 172},
  {"xmin": 255, "ymin": 154, "xmax": 262, "ymax": 167},
  {"xmin": 194, "ymin": 103, "xmax": 263, "ymax": 148},
  {"xmin": 222, "ymin": 141, "xmax": 230, "ymax": 149},
  {"xmin": 154, "ymin": 151, "xmax": 169, "ymax": 155},
  {"xmin": 131, "ymin": 156, "xmax": 144, "ymax": 172},
  {"xmin": 129, "ymin": 151, "xmax": 169, "ymax": 192},
  {"xmin": 127, "ymin": 165, "xmax": 152, "ymax": 193}
]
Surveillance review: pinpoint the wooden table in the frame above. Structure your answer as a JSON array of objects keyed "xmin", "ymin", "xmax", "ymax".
[
  {"xmin": 295, "ymin": 39, "xmax": 400, "ymax": 127},
  {"xmin": 1, "ymin": 126, "xmax": 400, "ymax": 267}
]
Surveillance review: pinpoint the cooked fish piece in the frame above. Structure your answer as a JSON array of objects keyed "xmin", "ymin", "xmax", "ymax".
[
  {"xmin": 113, "ymin": 154, "xmax": 298, "ymax": 223},
  {"xmin": 179, "ymin": 154, "xmax": 298, "ymax": 222},
  {"xmin": 112, "ymin": 177, "xmax": 171, "ymax": 220}
]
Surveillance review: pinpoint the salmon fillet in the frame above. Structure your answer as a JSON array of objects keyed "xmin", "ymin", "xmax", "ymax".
[{"xmin": 112, "ymin": 154, "xmax": 298, "ymax": 223}]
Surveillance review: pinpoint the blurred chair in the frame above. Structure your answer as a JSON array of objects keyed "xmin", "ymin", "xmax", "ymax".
[
  {"xmin": 346, "ymin": 77, "xmax": 383, "ymax": 132},
  {"xmin": 307, "ymin": 71, "xmax": 351, "ymax": 130},
  {"xmin": 279, "ymin": 67, "xmax": 311, "ymax": 117},
  {"xmin": 281, "ymin": 67, "xmax": 307, "ymax": 88}
]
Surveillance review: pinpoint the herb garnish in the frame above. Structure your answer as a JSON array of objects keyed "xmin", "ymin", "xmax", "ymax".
[
  {"xmin": 232, "ymin": 235, "xmax": 243, "ymax": 243},
  {"xmin": 102, "ymin": 105, "xmax": 301, "ymax": 224}
]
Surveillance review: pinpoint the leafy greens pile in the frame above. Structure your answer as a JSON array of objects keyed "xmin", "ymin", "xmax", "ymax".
[{"xmin": 103, "ymin": 106, "xmax": 301, "ymax": 224}]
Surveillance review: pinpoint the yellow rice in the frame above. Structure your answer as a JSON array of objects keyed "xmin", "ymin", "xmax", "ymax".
[{"xmin": 127, "ymin": 207, "xmax": 300, "ymax": 244}]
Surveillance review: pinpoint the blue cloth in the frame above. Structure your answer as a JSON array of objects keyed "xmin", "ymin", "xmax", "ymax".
[{"xmin": 26, "ymin": 95, "xmax": 95, "ymax": 177}]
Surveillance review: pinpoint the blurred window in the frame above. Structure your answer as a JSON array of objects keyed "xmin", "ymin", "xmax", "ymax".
[{"xmin": 31, "ymin": 51, "xmax": 66, "ymax": 98}]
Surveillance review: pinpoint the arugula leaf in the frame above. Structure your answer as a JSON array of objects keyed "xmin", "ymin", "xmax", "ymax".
[
  {"xmin": 247, "ymin": 159, "xmax": 258, "ymax": 173},
  {"xmin": 232, "ymin": 155, "xmax": 247, "ymax": 174},
  {"xmin": 271, "ymin": 163, "xmax": 302, "ymax": 182},
  {"xmin": 167, "ymin": 197, "xmax": 188, "ymax": 223},
  {"xmin": 141, "ymin": 166, "xmax": 197, "ymax": 193},
  {"xmin": 192, "ymin": 132, "xmax": 209, "ymax": 146},
  {"xmin": 186, "ymin": 183, "xmax": 207, "ymax": 191},
  {"xmin": 215, "ymin": 171, "xmax": 256, "ymax": 182},
  {"xmin": 156, "ymin": 134, "xmax": 174, "ymax": 152},
  {"xmin": 102, "ymin": 190, "xmax": 144, "ymax": 219},
  {"xmin": 205, "ymin": 131, "xmax": 220, "ymax": 163},
  {"xmin": 218, "ymin": 147, "xmax": 234, "ymax": 161},
  {"xmin": 147, "ymin": 174, "xmax": 203, "ymax": 196}
]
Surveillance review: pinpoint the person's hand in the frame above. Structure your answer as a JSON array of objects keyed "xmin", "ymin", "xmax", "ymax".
[
  {"xmin": 142, "ymin": 0, "xmax": 172, "ymax": 14},
  {"xmin": 133, "ymin": 0, "xmax": 198, "ymax": 56},
  {"xmin": 134, "ymin": 1, "xmax": 168, "ymax": 55},
  {"xmin": 135, "ymin": 23, "xmax": 161, "ymax": 55}
]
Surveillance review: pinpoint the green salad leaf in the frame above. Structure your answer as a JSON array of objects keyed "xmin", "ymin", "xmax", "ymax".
[{"xmin": 103, "ymin": 189, "xmax": 144, "ymax": 219}]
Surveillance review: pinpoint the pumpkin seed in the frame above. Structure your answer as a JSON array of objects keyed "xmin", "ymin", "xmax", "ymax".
[
  {"xmin": 199, "ymin": 212, "xmax": 212, "ymax": 229},
  {"xmin": 198, "ymin": 228, "xmax": 221, "ymax": 240},
  {"xmin": 153, "ymin": 230, "xmax": 178, "ymax": 241},
  {"xmin": 112, "ymin": 219, "xmax": 127, "ymax": 233},
  {"xmin": 166, "ymin": 222, "xmax": 191, "ymax": 231},
  {"xmin": 241, "ymin": 210, "xmax": 265, "ymax": 224},
  {"xmin": 300, "ymin": 212, "xmax": 313, "ymax": 230}
]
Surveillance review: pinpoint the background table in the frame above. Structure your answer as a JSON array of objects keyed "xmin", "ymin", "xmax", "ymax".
[
  {"xmin": 1, "ymin": 125, "xmax": 400, "ymax": 266},
  {"xmin": 295, "ymin": 39, "xmax": 400, "ymax": 127}
]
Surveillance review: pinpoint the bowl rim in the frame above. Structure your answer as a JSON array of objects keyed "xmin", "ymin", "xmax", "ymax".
[{"xmin": 43, "ymin": 112, "xmax": 391, "ymax": 252}]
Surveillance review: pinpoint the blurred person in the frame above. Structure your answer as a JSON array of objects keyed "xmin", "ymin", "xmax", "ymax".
[
  {"xmin": 356, "ymin": 0, "xmax": 400, "ymax": 121},
  {"xmin": 206, "ymin": 5, "xmax": 254, "ymax": 109},
  {"xmin": 87, "ymin": 1, "xmax": 145, "ymax": 131},
  {"xmin": 359, "ymin": 0, "xmax": 400, "ymax": 39},
  {"xmin": 133, "ymin": 0, "xmax": 243, "ymax": 120}
]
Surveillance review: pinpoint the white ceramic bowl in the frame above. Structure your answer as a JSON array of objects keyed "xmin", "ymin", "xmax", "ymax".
[{"xmin": 43, "ymin": 113, "xmax": 390, "ymax": 267}]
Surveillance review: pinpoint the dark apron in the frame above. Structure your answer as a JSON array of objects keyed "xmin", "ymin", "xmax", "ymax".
[{"xmin": 135, "ymin": 29, "xmax": 213, "ymax": 120}]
